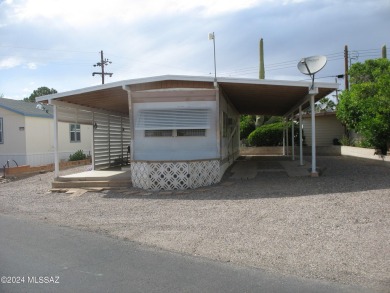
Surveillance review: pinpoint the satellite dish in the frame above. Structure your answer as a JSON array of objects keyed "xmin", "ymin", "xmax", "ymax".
[{"xmin": 297, "ymin": 55, "xmax": 327, "ymax": 75}]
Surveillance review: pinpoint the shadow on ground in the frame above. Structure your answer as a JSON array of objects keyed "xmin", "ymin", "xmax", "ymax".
[{"xmin": 103, "ymin": 156, "xmax": 390, "ymax": 200}]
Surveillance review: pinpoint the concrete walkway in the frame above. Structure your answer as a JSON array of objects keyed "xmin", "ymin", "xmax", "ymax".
[
  {"xmin": 230, "ymin": 156, "xmax": 311, "ymax": 179},
  {"xmin": 60, "ymin": 170, "xmax": 130, "ymax": 181}
]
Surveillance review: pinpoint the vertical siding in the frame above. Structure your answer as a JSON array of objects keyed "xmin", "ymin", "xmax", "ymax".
[
  {"xmin": 0, "ymin": 108, "xmax": 26, "ymax": 159},
  {"xmin": 93, "ymin": 113, "xmax": 131, "ymax": 169},
  {"xmin": 302, "ymin": 114, "xmax": 345, "ymax": 146}
]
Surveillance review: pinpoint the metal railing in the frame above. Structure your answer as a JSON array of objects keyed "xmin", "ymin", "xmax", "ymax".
[{"xmin": 2, "ymin": 160, "xmax": 18, "ymax": 179}]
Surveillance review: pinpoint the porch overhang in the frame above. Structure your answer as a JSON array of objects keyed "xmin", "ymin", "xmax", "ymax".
[{"xmin": 37, "ymin": 75, "xmax": 337, "ymax": 119}]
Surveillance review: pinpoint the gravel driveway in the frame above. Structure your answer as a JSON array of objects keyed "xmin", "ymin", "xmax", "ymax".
[{"xmin": 0, "ymin": 156, "xmax": 389, "ymax": 292}]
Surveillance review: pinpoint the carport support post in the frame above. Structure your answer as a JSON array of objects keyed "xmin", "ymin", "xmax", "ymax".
[
  {"xmin": 291, "ymin": 114, "xmax": 295, "ymax": 160},
  {"xmin": 282, "ymin": 126, "xmax": 286, "ymax": 155},
  {"xmin": 53, "ymin": 104, "xmax": 59, "ymax": 178},
  {"xmin": 286, "ymin": 118, "xmax": 289, "ymax": 156},
  {"xmin": 310, "ymin": 92, "xmax": 318, "ymax": 176},
  {"xmin": 299, "ymin": 106, "xmax": 304, "ymax": 166}
]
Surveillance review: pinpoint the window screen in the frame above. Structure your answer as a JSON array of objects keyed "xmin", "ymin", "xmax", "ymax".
[
  {"xmin": 136, "ymin": 108, "xmax": 210, "ymax": 130},
  {"xmin": 145, "ymin": 130, "xmax": 173, "ymax": 137},
  {"xmin": 177, "ymin": 129, "xmax": 206, "ymax": 137}
]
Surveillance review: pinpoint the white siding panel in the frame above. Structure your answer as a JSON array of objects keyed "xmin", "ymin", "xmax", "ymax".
[
  {"xmin": 133, "ymin": 101, "xmax": 218, "ymax": 161},
  {"xmin": 302, "ymin": 114, "xmax": 345, "ymax": 146},
  {"xmin": 136, "ymin": 108, "xmax": 210, "ymax": 130}
]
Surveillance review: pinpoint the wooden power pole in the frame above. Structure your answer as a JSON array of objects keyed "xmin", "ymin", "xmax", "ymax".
[
  {"xmin": 92, "ymin": 50, "xmax": 113, "ymax": 84},
  {"xmin": 344, "ymin": 45, "xmax": 349, "ymax": 90}
]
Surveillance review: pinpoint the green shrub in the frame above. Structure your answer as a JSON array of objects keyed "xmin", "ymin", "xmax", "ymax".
[
  {"xmin": 248, "ymin": 122, "xmax": 284, "ymax": 146},
  {"xmin": 69, "ymin": 150, "xmax": 87, "ymax": 161},
  {"xmin": 247, "ymin": 122, "xmax": 299, "ymax": 146}
]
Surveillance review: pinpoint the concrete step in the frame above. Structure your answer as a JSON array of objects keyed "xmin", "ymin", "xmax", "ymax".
[{"xmin": 52, "ymin": 180, "xmax": 132, "ymax": 189}]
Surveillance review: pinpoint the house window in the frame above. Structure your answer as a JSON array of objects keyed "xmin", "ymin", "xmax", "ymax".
[
  {"xmin": 177, "ymin": 129, "xmax": 206, "ymax": 137},
  {"xmin": 145, "ymin": 130, "xmax": 173, "ymax": 137},
  {"xmin": 70, "ymin": 124, "xmax": 81, "ymax": 142},
  {"xmin": 145, "ymin": 129, "xmax": 206, "ymax": 137},
  {"xmin": 0, "ymin": 118, "xmax": 3, "ymax": 144}
]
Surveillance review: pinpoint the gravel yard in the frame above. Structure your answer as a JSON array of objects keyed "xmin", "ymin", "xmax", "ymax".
[{"xmin": 0, "ymin": 156, "xmax": 389, "ymax": 292}]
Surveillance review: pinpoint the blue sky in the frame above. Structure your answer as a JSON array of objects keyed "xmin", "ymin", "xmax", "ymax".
[{"xmin": 1, "ymin": 0, "xmax": 389, "ymax": 100}]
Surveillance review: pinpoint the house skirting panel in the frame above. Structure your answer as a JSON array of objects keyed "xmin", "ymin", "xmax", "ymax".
[{"xmin": 131, "ymin": 159, "xmax": 221, "ymax": 190}]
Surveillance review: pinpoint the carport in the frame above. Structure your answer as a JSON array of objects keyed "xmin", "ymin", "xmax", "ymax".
[{"xmin": 37, "ymin": 75, "xmax": 337, "ymax": 185}]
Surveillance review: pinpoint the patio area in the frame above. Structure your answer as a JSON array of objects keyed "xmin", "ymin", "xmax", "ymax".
[{"xmin": 51, "ymin": 156, "xmax": 316, "ymax": 190}]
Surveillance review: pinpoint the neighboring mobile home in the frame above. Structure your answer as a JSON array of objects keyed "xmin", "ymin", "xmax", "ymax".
[
  {"xmin": 0, "ymin": 98, "xmax": 92, "ymax": 167},
  {"xmin": 37, "ymin": 75, "xmax": 337, "ymax": 190}
]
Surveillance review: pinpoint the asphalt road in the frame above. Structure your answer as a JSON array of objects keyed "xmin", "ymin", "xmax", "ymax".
[{"xmin": 0, "ymin": 214, "xmax": 369, "ymax": 293}]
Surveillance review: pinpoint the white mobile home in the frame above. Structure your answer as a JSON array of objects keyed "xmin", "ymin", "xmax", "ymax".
[
  {"xmin": 37, "ymin": 75, "xmax": 337, "ymax": 190},
  {"xmin": 0, "ymin": 98, "xmax": 92, "ymax": 167}
]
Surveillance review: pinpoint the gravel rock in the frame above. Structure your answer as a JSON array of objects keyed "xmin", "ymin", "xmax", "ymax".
[{"xmin": 0, "ymin": 156, "xmax": 389, "ymax": 292}]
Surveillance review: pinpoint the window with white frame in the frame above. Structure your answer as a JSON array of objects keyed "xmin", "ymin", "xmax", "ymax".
[
  {"xmin": 0, "ymin": 118, "xmax": 3, "ymax": 144},
  {"xmin": 70, "ymin": 123, "xmax": 81, "ymax": 142},
  {"xmin": 145, "ymin": 129, "xmax": 206, "ymax": 137}
]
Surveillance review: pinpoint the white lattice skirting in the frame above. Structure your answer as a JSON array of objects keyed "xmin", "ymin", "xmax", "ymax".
[{"xmin": 131, "ymin": 160, "xmax": 221, "ymax": 190}]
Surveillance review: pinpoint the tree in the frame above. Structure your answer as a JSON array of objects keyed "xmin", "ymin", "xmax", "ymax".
[
  {"xmin": 315, "ymin": 97, "xmax": 336, "ymax": 112},
  {"xmin": 24, "ymin": 87, "xmax": 57, "ymax": 102},
  {"xmin": 240, "ymin": 115, "xmax": 256, "ymax": 140},
  {"xmin": 337, "ymin": 58, "xmax": 390, "ymax": 154}
]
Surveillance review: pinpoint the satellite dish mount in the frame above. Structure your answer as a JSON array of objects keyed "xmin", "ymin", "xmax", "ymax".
[{"xmin": 297, "ymin": 55, "xmax": 327, "ymax": 89}]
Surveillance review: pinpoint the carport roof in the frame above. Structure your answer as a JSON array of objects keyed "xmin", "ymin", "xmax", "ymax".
[{"xmin": 37, "ymin": 75, "xmax": 338, "ymax": 116}]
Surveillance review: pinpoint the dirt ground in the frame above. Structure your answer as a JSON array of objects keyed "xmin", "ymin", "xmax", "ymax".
[{"xmin": 0, "ymin": 156, "xmax": 389, "ymax": 292}]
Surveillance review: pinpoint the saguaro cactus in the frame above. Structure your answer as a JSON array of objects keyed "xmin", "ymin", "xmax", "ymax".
[{"xmin": 259, "ymin": 38, "xmax": 265, "ymax": 79}]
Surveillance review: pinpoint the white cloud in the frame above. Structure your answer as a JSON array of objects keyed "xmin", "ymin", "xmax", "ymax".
[
  {"xmin": 8, "ymin": 0, "xmax": 270, "ymax": 28},
  {"xmin": 0, "ymin": 57, "xmax": 22, "ymax": 69},
  {"xmin": 26, "ymin": 62, "xmax": 37, "ymax": 69}
]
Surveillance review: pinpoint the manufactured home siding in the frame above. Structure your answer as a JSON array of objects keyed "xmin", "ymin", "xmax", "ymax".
[
  {"xmin": 0, "ymin": 107, "xmax": 92, "ymax": 167},
  {"xmin": 0, "ymin": 107, "xmax": 27, "ymax": 166},
  {"xmin": 133, "ymin": 101, "xmax": 218, "ymax": 161},
  {"xmin": 58, "ymin": 123, "xmax": 93, "ymax": 157},
  {"xmin": 302, "ymin": 114, "xmax": 344, "ymax": 146},
  {"xmin": 25, "ymin": 116, "xmax": 53, "ymax": 155},
  {"xmin": 219, "ymin": 91, "xmax": 240, "ymax": 164}
]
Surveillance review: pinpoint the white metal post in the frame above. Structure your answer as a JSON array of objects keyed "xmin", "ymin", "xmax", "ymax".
[
  {"xmin": 286, "ymin": 118, "xmax": 289, "ymax": 156},
  {"xmin": 91, "ymin": 112, "xmax": 95, "ymax": 170},
  {"xmin": 299, "ymin": 106, "xmax": 304, "ymax": 166},
  {"xmin": 310, "ymin": 95, "xmax": 318, "ymax": 176},
  {"xmin": 53, "ymin": 104, "xmax": 59, "ymax": 177},
  {"xmin": 291, "ymin": 114, "xmax": 295, "ymax": 161},
  {"xmin": 282, "ymin": 124, "xmax": 286, "ymax": 155}
]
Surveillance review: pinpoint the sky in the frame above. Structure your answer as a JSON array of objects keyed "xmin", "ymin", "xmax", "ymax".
[{"xmin": 0, "ymin": 0, "xmax": 389, "ymax": 100}]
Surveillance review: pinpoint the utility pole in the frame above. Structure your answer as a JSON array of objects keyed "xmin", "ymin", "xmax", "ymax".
[
  {"xmin": 92, "ymin": 50, "xmax": 113, "ymax": 84},
  {"xmin": 344, "ymin": 45, "xmax": 349, "ymax": 90}
]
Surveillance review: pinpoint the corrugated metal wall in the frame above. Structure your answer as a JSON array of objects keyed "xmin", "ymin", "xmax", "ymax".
[{"xmin": 93, "ymin": 113, "xmax": 130, "ymax": 169}]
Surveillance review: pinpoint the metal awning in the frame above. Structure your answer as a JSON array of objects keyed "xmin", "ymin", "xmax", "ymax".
[
  {"xmin": 37, "ymin": 75, "xmax": 337, "ymax": 117},
  {"xmin": 38, "ymin": 75, "xmax": 338, "ymax": 178}
]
